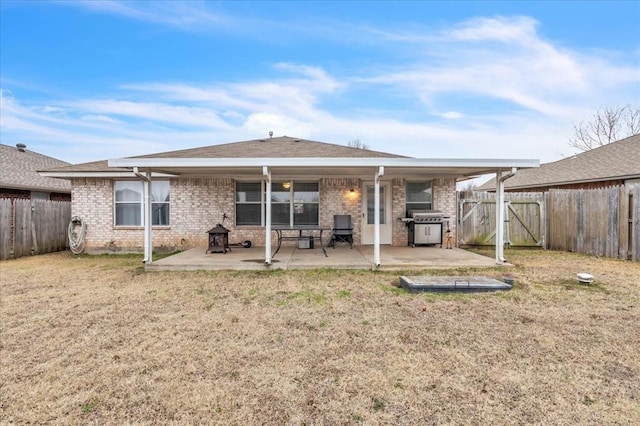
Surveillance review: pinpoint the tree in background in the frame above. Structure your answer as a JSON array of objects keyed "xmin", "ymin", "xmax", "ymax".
[
  {"xmin": 347, "ymin": 139, "xmax": 370, "ymax": 150},
  {"xmin": 458, "ymin": 181, "xmax": 477, "ymax": 198},
  {"xmin": 569, "ymin": 105, "xmax": 640, "ymax": 152}
]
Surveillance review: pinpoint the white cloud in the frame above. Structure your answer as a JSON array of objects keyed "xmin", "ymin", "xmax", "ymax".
[
  {"xmin": 448, "ymin": 16, "xmax": 539, "ymax": 43},
  {"xmin": 80, "ymin": 114, "xmax": 121, "ymax": 124},
  {"xmin": 435, "ymin": 111, "xmax": 463, "ymax": 120},
  {"xmin": 242, "ymin": 112, "xmax": 315, "ymax": 138},
  {"xmin": 357, "ymin": 16, "xmax": 637, "ymax": 120},
  {"xmin": 63, "ymin": 0, "xmax": 229, "ymax": 31},
  {"xmin": 1, "ymin": 15, "xmax": 638, "ymax": 165},
  {"xmin": 68, "ymin": 99, "xmax": 234, "ymax": 130}
]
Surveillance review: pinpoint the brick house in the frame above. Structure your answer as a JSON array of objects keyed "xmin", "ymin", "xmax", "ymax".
[
  {"xmin": 41, "ymin": 136, "xmax": 538, "ymax": 266},
  {"xmin": 1, "ymin": 143, "xmax": 71, "ymax": 201}
]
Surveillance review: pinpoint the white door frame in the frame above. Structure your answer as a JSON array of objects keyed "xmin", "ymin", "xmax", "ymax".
[{"xmin": 361, "ymin": 180, "xmax": 392, "ymax": 245}]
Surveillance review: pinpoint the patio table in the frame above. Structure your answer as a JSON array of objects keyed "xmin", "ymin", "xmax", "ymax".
[{"xmin": 272, "ymin": 225, "xmax": 331, "ymax": 257}]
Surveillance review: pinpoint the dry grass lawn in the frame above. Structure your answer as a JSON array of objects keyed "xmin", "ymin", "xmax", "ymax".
[{"xmin": 1, "ymin": 249, "xmax": 639, "ymax": 425}]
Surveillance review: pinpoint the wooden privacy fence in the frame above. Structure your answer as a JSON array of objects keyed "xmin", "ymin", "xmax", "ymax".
[
  {"xmin": 462, "ymin": 186, "xmax": 639, "ymax": 261},
  {"xmin": 0, "ymin": 198, "xmax": 71, "ymax": 260},
  {"xmin": 547, "ymin": 186, "xmax": 639, "ymax": 261},
  {"xmin": 458, "ymin": 192, "xmax": 545, "ymax": 248}
]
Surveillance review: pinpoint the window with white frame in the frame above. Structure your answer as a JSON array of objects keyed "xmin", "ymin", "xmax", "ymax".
[
  {"xmin": 235, "ymin": 182, "xmax": 262, "ymax": 226},
  {"xmin": 405, "ymin": 181, "xmax": 432, "ymax": 215},
  {"xmin": 114, "ymin": 181, "xmax": 170, "ymax": 226},
  {"xmin": 235, "ymin": 181, "xmax": 319, "ymax": 226},
  {"xmin": 292, "ymin": 182, "xmax": 319, "ymax": 225}
]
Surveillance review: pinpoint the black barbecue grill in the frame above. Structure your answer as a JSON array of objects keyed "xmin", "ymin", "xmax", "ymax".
[{"xmin": 402, "ymin": 210, "xmax": 447, "ymax": 247}]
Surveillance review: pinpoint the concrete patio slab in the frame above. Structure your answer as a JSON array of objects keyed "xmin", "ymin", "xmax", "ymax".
[
  {"xmin": 147, "ymin": 244, "xmax": 501, "ymax": 271},
  {"xmin": 357, "ymin": 246, "xmax": 500, "ymax": 270}
]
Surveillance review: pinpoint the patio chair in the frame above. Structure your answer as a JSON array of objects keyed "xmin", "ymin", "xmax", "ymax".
[{"xmin": 329, "ymin": 214, "xmax": 353, "ymax": 248}]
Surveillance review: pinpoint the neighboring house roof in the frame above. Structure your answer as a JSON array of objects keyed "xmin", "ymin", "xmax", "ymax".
[
  {"xmin": 478, "ymin": 133, "xmax": 640, "ymax": 191},
  {"xmin": 0, "ymin": 144, "xmax": 71, "ymax": 193},
  {"xmin": 41, "ymin": 135, "xmax": 539, "ymax": 179}
]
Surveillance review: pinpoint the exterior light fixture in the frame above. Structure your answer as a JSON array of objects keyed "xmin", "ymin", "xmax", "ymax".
[{"xmin": 282, "ymin": 182, "xmax": 291, "ymax": 190}]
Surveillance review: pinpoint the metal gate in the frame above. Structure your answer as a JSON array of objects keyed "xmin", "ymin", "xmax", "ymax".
[{"xmin": 458, "ymin": 193, "xmax": 545, "ymax": 247}]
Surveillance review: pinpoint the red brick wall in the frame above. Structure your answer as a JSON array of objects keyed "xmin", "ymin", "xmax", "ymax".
[
  {"xmin": 433, "ymin": 177, "xmax": 457, "ymax": 241},
  {"xmin": 50, "ymin": 192, "xmax": 71, "ymax": 201},
  {"xmin": 71, "ymin": 176, "xmax": 459, "ymax": 252},
  {"xmin": 0, "ymin": 188, "xmax": 70, "ymax": 201},
  {"xmin": 0, "ymin": 188, "xmax": 30, "ymax": 200},
  {"xmin": 320, "ymin": 178, "xmax": 362, "ymax": 245}
]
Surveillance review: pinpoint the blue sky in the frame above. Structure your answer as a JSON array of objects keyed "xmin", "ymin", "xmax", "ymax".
[{"xmin": 1, "ymin": 1, "xmax": 639, "ymax": 167}]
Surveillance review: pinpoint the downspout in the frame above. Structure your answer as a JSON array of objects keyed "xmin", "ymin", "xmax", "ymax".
[
  {"xmin": 374, "ymin": 166, "xmax": 384, "ymax": 268},
  {"xmin": 133, "ymin": 167, "xmax": 153, "ymax": 264},
  {"xmin": 495, "ymin": 167, "xmax": 517, "ymax": 264},
  {"xmin": 263, "ymin": 166, "xmax": 272, "ymax": 265}
]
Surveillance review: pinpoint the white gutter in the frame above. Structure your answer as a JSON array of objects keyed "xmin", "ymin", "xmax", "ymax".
[
  {"xmin": 374, "ymin": 166, "xmax": 384, "ymax": 268},
  {"xmin": 133, "ymin": 167, "xmax": 153, "ymax": 264},
  {"xmin": 495, "ymin": 167, "xmax": 517, "ymax": 264},
  {"xmin": 263, "ymin": 166, "xmax": 272, "ymax": 265}
]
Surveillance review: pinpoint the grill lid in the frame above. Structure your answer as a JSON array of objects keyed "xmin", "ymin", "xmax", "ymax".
[
  {"xmin": 409, "ymin": 209, "xmax": 444, "ymax": 218},
  {"xmin": 409, "ymin": 209, "xmax": 446, "ymax": 223}
]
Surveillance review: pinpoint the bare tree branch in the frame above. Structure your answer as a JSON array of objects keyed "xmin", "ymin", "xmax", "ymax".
[
  {"xmin": 347, "ymin": 139, "xmax": 370, "ymax": 150},
  {"xmin": 459, "ymin": 181, "xmax": 477, "ymax": 199},
  {"xmin": 569, "ymin": 105, "xmax": 640, "ymax": 152}
]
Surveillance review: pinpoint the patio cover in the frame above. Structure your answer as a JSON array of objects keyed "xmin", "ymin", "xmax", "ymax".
[{"xmin": 100, "ymin": 156, "xmax": 539, "ymax": 267}]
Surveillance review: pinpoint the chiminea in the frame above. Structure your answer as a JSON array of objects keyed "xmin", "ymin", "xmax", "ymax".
[{"xmin": 206, "ymin": 224, "xmax": 230, "ymax": 254}]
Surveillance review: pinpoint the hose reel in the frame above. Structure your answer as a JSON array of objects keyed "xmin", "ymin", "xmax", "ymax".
[{"xmin": 68, "ymin": 216, "xmax": 86, "ymax": 254}]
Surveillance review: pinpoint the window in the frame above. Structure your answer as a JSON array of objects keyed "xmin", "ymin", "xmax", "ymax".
[
  {"xmin": 31, "ymin": 191, "xmax": 50, "ymax": 201},
  {"xmin": 293, "ymin": 182, "xmax": 319, "ymax": 225},
  {"xmin": 271, "ymin": 181, "xmax": 292, "ymax": 225},
  {"xmin": 406, "ymin": 181, "xmax": 432, "ymax": 215},
  {"xmin": 235, "ymin": 182, "xmax": 262, "ymax": 226},
  {"xmin": 235, "ymin": 181, "xmax": 319, "ymax": 226},
  {"xmin": 366, "ymin": 184, "xmax": 386, "ymax": 224},
  {"xmin": 114, "ymin": 181, "xmax": 170, "ymax": 226}
]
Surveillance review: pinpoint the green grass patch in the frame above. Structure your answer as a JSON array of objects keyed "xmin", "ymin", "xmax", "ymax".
[
  {"xmin": 558, "ymin": 279, "xmax": 609, "ymax": 293},
  {"xmin": 336, "ymin": 290, "xmax": 352, "ymax": 298},
  {"xmin": 80, "ymin": 401, "xmax": 95, "ymax": 413},
  {"xmin": 276, "ymin": 288, "xmax": 328, "ymax": 306}
]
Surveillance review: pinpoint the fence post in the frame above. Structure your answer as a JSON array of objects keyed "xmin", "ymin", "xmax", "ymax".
[
  {"xmin": 542, "ymin": 192, "xmax": 548, "ymax": 249},
  {"xmin": 618, "ymin": 186, "xmax": 628, "ymax": 259},
  {"xmin": 633, "ymin": 186, "xmax": 639, "ymax": 262},
  {"xmin": 607, "ymin": 187, "xmax": 619, "ymax": 258},
  {"xmin": 576, "ymin": 190, "xmax": 584, "ymax": 254}
]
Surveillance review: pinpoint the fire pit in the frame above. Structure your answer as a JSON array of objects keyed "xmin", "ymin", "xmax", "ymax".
[{"xmin": 206, "ymin": 224, "xmax": 230, "ymax": 254}]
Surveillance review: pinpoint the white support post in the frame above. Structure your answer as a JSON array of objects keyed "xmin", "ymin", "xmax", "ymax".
[
  {"xmin": 263, "ymin": 166, "xmax": 272, "ymax": 265},
  {"xmin": 374, "ymin": 166, "xmax": 384, "ymax": 267},
  {"xmin": 143, "ymin": 173, "xmax": 153, "ymax": 264},
  {"xmin": 495, "ymin": 169, "xmax": 505, "ymax": 264}
]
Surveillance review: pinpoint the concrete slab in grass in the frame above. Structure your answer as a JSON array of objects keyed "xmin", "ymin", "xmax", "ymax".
[{"xmin": 400, "ymin": 276, "xmax": 513, "ymax": 293}]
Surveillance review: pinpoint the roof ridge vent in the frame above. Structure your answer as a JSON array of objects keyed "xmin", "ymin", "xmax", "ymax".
[{"xmin": 16, "ymin": 143, "xmax": 27, "ymax": 152}]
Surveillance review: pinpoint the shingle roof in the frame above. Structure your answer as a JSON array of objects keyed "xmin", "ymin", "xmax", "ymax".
[
  {"xmin": 478, "ymin": 134, "xmax": 640, "ymax": 191},
  {"xmin": 1, "ymin": 144, "xmax": 71, "ymax": 193},
  {"xmin": 43, "ymin": 136, "xmax": 407, "ymax": 173}
]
